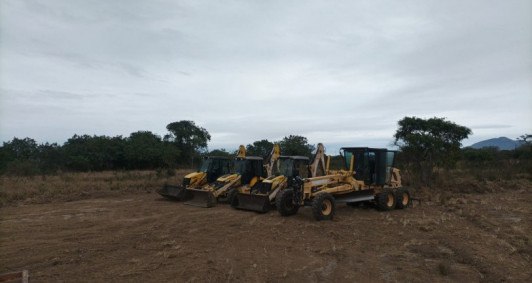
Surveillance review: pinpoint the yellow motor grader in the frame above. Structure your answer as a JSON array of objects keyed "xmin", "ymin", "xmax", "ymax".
[
  {"xmin": 231, "ymin": 143, "xmax": 328, "ymax": 213},
  {"xmin": 157, "ymin": 156, "xmax": 232, "ymax": 201},
  {"xmin": 184, "ymin": 145, "xmax": 266, "ymax": 207},
  {"xmin": 276, "ymin": 147, "xmax": 409, "ymax": 221}
]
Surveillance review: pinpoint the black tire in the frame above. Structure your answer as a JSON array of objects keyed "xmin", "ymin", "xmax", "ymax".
[
  {"xmin": 376, "ymin": 191, "xmax": 396, "ymax": 211},
  {"xmin": 312, "ymin": 193, "xmax": 335, "ymax": 221},
  {"xmin": 229, "ymin": 189, "xmax": 239, "ymax": 208},
  {"xmin": 394, "ymin": 188, "xmax": 411, "ymax": 209},
  {"xmin": 276, "ymin": 189, "xmax": 300, "ymax": 216}
]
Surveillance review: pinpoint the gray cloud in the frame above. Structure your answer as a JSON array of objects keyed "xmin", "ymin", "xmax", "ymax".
[{"xmin": 1, "ymin": 0, "xmax": 530, "ymax": 151}]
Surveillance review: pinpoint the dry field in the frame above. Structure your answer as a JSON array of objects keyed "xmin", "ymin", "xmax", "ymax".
[
  {"xmin": 1, "ymin": 170, "xmax": 531, "ymax": 282},
  {"xmin": 0, "ymin": 170, "xmax": 184, "ymax": 207}
]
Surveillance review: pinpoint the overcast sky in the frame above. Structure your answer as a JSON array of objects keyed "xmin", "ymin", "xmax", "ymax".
[{"xmin": 1, "ymin": 0, "xmax": 530, "ymax": 153}]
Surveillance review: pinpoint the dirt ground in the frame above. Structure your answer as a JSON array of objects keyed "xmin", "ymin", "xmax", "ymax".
[{"xmin": 1, "ymin": 186, "xmax": 530, "ymax": 282}]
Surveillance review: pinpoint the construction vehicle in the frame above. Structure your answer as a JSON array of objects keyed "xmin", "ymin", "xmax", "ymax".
[
  {"xmin": 157, "ymin": 156, "xmax": 232, "ymax": 200},
  {"xmin": 231, "ymin": 143, "xmax": 328, "ymax": 213},
  {"xmin": 185, "ymin": 145, "xmax": 266, "ymax": 207},
  {"xmin": 276, "ymin": 147, "xmax": 410, "ymax": 221}
]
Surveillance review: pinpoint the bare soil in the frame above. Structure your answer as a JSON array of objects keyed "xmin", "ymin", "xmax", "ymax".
[{"xmin": 1, "ymin": 186, "xmax": 530, "ymax": 282}]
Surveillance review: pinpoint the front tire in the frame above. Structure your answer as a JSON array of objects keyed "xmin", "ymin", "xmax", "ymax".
[
  {"xmin": 312, "ymin": 193, "xmax": 335, "ymax": 221},
  {"xmin": 276, "ymin": 189, "xmax": 299, "ymax": 216}
]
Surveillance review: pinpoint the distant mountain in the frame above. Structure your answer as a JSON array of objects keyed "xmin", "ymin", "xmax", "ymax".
[{"xmin": 469, "ymin": 137, "xmax": 523, "ymax": 150}]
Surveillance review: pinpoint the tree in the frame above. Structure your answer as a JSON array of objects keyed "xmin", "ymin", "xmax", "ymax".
[
  {"xmin": 165, "ymin": 121, "xmax": 211, "ymax": 166},
  {"xmin": 62, "ymin": 134, "xmax": 126, "ymax": 171},
  {"xmin": 37, "ymin": 142, "xmax": 64, "ymax": 173},
  {"xmin": 1, "ymin": 137, "xmax": 38, "ymax": 160},
  {"xmin": 517, "ymin": 134, "xmax": 531, "ymax": 144},
  {"xmin": 160, "ymin": 142, "xmax": 182, "ymax": 169},
  {"xmin": 246, "ymin": 139, "xmax": 274, "ymax": 158},
  {"xmin": 124, "ymin": 131, "xmax": 179, "ymax": 169},
  {"xmin": 0, "ymin": 138, "xmax": 39, "ymax": 174},
  {"xmin": 278, "ymin": 135, "xmax": 315, "ymax": 157},
  {"xmin": 394, "ymin": 117, "xmax": 471, "ymax": 186}
]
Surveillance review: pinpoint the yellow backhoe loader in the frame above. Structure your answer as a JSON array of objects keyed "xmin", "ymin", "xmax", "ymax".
[
  {"xmin": 276, "ymin": 147, "xmax": 409, "ymax": 221},
  {"xmin": 157, "ymin": 156, "xmax": 232, "ymax": 201},
  {"xmin": 231, "ymin": 143, "xmax": 328, "ymax": 213},
  {"xmin": 184, "ymin": 145, "xmax": 266, "ymax": 207}
]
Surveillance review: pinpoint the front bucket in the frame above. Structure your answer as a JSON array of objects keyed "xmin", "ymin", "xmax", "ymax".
[
  {"xmin": 184, "ymin": 189, "xmax": 216, "ymax": 208},
  {"xmin": 235, "ymin": 193, "xmax": 271, "ymax": 213},
  {"xmin": 158, "ymin": 184, "xmax": 190, "ymax": 201}
]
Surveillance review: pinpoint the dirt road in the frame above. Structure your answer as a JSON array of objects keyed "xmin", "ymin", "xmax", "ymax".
[{"xmin": 1, "ymin": 188, "xmax": 530, "ymax": 282}]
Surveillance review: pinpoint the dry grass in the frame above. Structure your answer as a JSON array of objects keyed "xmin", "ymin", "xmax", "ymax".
[
  {"xmin": 0, "ymin": 169, "xmax": 189, "ymax": 207},
  {"xmin": 431, "ymin": 166, "xmax": 531, "ymax": 194},
  {"xmin": 2, "ymin": 164, "xmax": 530, "ymax": 207}
]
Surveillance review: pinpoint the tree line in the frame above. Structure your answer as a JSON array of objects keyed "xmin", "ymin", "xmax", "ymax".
[
  {"xmin": 1, "ymin": 117, "xmax": 530, "ymax": 187},
  {"xmin": 0, "ymin": 121, "xmax": 204, "ymax": 175},
  {"xmin": 0, "ymin": 120, "xmax": 316, "ymax": 175}
]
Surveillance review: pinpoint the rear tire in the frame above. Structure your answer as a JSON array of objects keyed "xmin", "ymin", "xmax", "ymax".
[
  {"xmin": 276, "ymin": 189, "xmax": 299, "ymax": 216},
  {"xmin": 394, "ymin": 188, "xmax": 411, "ymax": 209},
  {"xmin": 376, "ymin": 191, "xmax": 396, "ymax": 211},
  {"xmin": 312, "ymin": 193, "xmax": 335, "ymax": 221}
]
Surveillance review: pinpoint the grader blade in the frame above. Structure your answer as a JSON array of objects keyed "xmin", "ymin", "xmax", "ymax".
[
  {"xmin": 334, "ymin": 189, "xmax": 376, "ymax": 203},
  {"xmin": 157, "ymin": 185, "xmax": 190, "ymax": 201},
  {"xmin": 235, "ymin": 193, "xmax": 271, "ymax": 213},
  {"xmin": 184, "ymin": 189, "xmax": 216, "ymax": 208}
]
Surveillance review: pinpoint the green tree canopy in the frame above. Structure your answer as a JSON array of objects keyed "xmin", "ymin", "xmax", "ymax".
[
  {"xmin": 125, "ymin": 131, "xmax": 179, "ymax": 169},
  {"xmin": 165, "ymin": 121, "xmax": 211, "ymax": 165},
  {"xmin": 1, "ymin": 137, "xmax": 38, "ymax": 160},
  {"xmin": 62, "ymin": 134, "xmax": 126, "ymax": 171},
  {"xmin": 37, "ymin": 142, "xmax": 63, "ymax": 173},
  {"xmin": 278, "ymin": 135, "xmax": 315, "ymax": 157},
  {"xmin": 0, "ymin": 138, "xmax": 39, "ymax": 174},
  {"xmin": 246, "ymin": 139, "xmax": 274, "ymax": 158},
  {"xmin": 0, "ymin": 120, "xmax": 212, "ymax": 174},
  {"xmin": 394, "ymin": 116, "xmax": 471, "ymax": 186}
]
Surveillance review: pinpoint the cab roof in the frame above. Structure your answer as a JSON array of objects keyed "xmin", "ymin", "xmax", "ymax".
[
  {"xmin": 341, "ymin": 147, "xmax": 397, "ymax": 152},
  {"xmin": 235, "ymin": 156, "xmax": 263, "ymax": 161},
  {"xmin": 279, "ymin": 155, "xmax": 310, "ymax": 161},
  {"xmin": 205, "ymin": 156, "xmax": 231, "ymax": 160}
]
